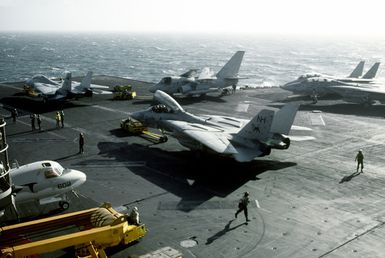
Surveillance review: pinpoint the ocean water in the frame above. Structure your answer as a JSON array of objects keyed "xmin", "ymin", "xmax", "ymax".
[{"xmin": 1, "ymin": 32, "xmax": 385, "ymax": 86}]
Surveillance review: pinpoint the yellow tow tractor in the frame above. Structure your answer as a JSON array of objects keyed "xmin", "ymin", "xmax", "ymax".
[
  {"xmin": 120, "ymin": 117, "xmax": 168, "ymax": 144},
  {"xmin": 0, "ymin": 203, "xmax": 147, "ymax": 258},
  {"xmin": 23, "ymin": 85, "xmax": 39, "ymax": 97},
  {"xmin": 113, "ymin": 85, "xmax": 136, "ymax": 100}
]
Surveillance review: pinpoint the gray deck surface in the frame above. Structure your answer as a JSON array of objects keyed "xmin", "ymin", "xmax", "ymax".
[{"xmin": 1, "ymin": 76, "xmax": 385, "ymax": 257}]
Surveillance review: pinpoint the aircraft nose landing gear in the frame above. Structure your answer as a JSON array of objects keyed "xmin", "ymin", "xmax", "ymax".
[{"xmin": 59, "ymin": 201, "xmax": 69, "ymax": 210}]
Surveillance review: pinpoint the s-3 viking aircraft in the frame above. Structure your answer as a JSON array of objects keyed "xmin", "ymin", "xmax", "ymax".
[
  {"xmin": 8, "ymin": 160, "xmax": 86, "ymax": 216},
  {"xmin": 130, "ymin": 90, "xmax": 303, "ymax": 162},
  {"xmin": 24, "ymin": 71, "xmax": 110, "ymax": 102},
  {"xmin": 149, "ymin": 51, "xmax": 245, "ymax": 97}
]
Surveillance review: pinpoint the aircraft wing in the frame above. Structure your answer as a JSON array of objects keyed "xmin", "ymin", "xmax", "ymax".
[
  {"xmin": 330, "ymin": 85, "xmax": 385, "ymax": 101},
  {"xmin": 162, "ymin": 120, "xmax": 238, "ymax": 154},
  {"xmin": 30, "ymin": 75, "xmax": 59, "ymax": 85},
  {"xmin": 32, "ymin": 83, "xmax": 58, "ymax": 96},
  {"xmin": 70, "ymin": 87, "xmax": 112, "ymax": 95},
  {"xmin": 183, "ymin": 87, "xmax": 221, "ymax": 96},
  {"xmin": 90, "ymin": 84, "xmax": 110, "ymax": 89},
  {"xmin": 180, "ymin": 69, "xmax": 199, "ymax": 78},
  {"xmin": 39, "ymin": 196, "xmax": 65, "ymax": 205},
  {"xmin": 90, "ymin": 88, "xmax": 113, "ymax": 94},
  {"xmin": 197, "ymin": 67, "xmax": 216, "ymax": 80},
  {"xmin": 71, "ymin": 81, "xmax": 110, "ymax": 90},
  {"xmin": 89, "ymin": 84, "xmax": 112, "ymax": 94}
]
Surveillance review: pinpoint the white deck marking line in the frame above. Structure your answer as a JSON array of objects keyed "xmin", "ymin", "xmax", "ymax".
[
  {"xmin": 0, "ymin": 83, "xmax": 23, "ymax": 91},
  {"xmin": 92, "ymin": 105, "xmax": 131, "ymax": 115},
  {"xmin": 235, "ymin": 103, "xmax": 249, "ymax": 112},
  {"xmin": 255, "ymin": 199, "xmax": 260, "ymax": 208}
]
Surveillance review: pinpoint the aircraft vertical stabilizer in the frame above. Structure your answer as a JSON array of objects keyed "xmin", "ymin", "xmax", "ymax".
[
  {"xmin": 79, "ymin": 71, "xmax": 93, "ymax": 89},
  {"xmin": 236, "ymin": 109, "xmax": 274, "ymax": 141},
  {"xmin": 362, "ymin": 62, "xmax": 380, "ymax": 79},
  {"xmin": 270, "ymin": 103, "xmax": 300, "ymax": 135},
  {"xmin": 216, "ymin": 51, "xmax": 245, "ymax": 79},
  {"xmin": 61, "ymin": 72, "xmax": 72, "ymax": 92},
  {"xmin": 348, "ymin": 61, "xmax": 365, "ymax": 78}
]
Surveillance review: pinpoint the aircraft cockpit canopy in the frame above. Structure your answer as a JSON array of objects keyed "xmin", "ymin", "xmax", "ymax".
[
  {"xmin": 161, "ymin": 77, "xmax": 172, "ymax": 85},
  {"xmin": 308, "ymin": 77, "xmax": 332, "ymax": 83},
  {"xmin": 42, "ymin": 162, "xmax": 63, "ymax": 178},
  {"xmin": 151, "ymin": 104, "xmax": 171, "ymax": 113},
  {"xmin": 298, "ymin": 73, "xmax": 321, "ymax": 80}
]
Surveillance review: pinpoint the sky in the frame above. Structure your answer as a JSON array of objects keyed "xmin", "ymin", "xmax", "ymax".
[{"xmin": 0, "ymin": 0, "xmax": 384, "ymax": 37}]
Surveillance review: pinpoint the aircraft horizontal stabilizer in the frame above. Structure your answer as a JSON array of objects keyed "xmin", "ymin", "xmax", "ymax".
[
  {"xmin": 233, "ymin": 148, "xmax": 264, "ymax": 162},
  {"xmin": 291, "ymin": 125, "xmax": 313, "ymax": 131},
  {"xmin": 289, "ymin": 136, "xmax": 316, "ymax": 141}
]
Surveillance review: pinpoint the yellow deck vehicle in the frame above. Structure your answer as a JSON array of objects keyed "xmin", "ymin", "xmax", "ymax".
[
  {"xmin": 0, "ymin": 203, "xmax": 146, "ymax": 258},
  {"xmin": 120, "ymin": 117, "xmax": 147, "ymax": 134},
  {"xmin": 113, "ymin": 85, "xmax": 136, "ymax": 100},
  {"xmin": 23, "ymin": 85, "xmax": 39, "ymax": 97},
  {"xmin": 120, "ymin": 117, "xmax": 168, "ymax": 143}
]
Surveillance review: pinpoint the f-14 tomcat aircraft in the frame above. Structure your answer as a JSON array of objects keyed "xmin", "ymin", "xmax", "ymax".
[
  {"xmin": 130, "ymin": 90, "xmax": 301, "ymax": 162},
  {"xmin": 149, "ymin": 51, "xmax": 245, "ymax": 97},
  {"xmin": 281, "ymin": 61, "xmax": 381, "ymax": 97},
  {"xmin": 10, "ymin": 160, "xmax": 86, "ymax": 210},
  {"xmin": 24, "ymin": 71, "xmax": 110, "ymax": 102}
]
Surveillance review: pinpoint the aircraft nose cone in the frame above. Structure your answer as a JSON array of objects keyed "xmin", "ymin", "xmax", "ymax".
[
  {"xmin": 130, "ymin": 111, "xmax": 142, "ymax": 121},
  {"xmin": 149, "ymin": 84, "xmax": 157, "ymax": 93},
  {"xmin": 130, "ymin": 111, "xmax": 138, "ymax": 120},
  {"xmin": 281, "ymin": 81, "xmax": 296, "ymax": 91},
  {"xmin": 71, "ymin": 169, "xmax": 86, "ymax": 188}
]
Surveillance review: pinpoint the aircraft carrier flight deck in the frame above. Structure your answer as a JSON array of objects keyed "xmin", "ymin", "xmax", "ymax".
[{"xmin": 2, "ymin": 75, "xmax": 385, "ymax": 258}]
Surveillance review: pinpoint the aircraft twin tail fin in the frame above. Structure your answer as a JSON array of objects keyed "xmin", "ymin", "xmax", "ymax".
[
  {"xmin": 61, "ymin": 72, "xmax": 72, "ymax": 92},
  {"xmin": 362, "ymin": 62, "xmax": 380, "ymax": 79},
  {"xmin": 237, "ymin": 103, "xmax": 299, "ymax": 142},
  {"xmin": 79, "ymin": 71, "xmax": 93, "ymax": 89},
  {"xmin": 236, "ymin": 109, "xmax": 274, "ymax": 141},
  {"xmin": 216, "ymin": 51, "xmax": 245, "ymax": 80},
  {"xmin": 270, "ymin": 103, "xmax": 300, "ymax": 135},
  {"xmin": 348, "ymin": 61, "xmax": 365, "ymax": 78}
]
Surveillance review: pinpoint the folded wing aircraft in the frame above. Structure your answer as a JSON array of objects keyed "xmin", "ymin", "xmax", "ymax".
[
  {"xmin": 149, "ymin": 51, "xmax": 245, "ymax": 97},
  {"xmin": 25, "ymin": 71, "xmax": 111, "ymax": 102}
]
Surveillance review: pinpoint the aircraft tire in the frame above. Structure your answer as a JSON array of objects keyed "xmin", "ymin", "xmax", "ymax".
[
  {"xmin": 59, "ymin": 201, "xmax": 70, "ymax": 210},
  {"xmin": 160, "ymin": 135, "xmax": 168, "ymax": 143}
]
